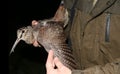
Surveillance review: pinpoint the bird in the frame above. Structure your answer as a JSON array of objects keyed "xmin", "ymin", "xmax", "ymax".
[{"xmin": 10, "ymin": 1, "xmax": 78, "ymax": 70}]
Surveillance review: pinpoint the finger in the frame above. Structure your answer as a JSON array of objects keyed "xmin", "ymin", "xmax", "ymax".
[
  {"xmin": 33, "ymin": 40, "xmax": 39, "ymax": 47},
  {"xmin": 46, "ymin": 50, "xmax": 54, "ymax": 70},
  {"xmin": 54, "ymin": 57, "xmax": 64, "ymax": 69},
  {"xmin": 32, "ymin": 20, "xmax": 38, "ymax": 26}
]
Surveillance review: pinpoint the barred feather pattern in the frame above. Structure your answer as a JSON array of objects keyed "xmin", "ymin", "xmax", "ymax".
[{"xmin": 35, "ymin": 21, "xmax": 78, "ymax": 70}]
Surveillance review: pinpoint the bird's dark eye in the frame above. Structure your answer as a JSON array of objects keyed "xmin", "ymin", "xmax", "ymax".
[{"xmin": 22, "ymin": 30, "xmax": 25, "ymax": 33}]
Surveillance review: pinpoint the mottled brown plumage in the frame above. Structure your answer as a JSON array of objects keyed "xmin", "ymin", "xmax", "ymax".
[
  {"xmin": 33, "ymin": 20, "xmax": 78, "ymax": 70},
  {"xmin": 10, "ymin": 20, "xmax": 78, "ymax": 70}
]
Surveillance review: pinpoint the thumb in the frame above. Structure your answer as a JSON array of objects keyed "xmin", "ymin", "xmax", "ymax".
[
  {"xmin": 46, "ymin": 50, "xmax": 54, "ymax": 71},
  {"xmin": 54, "ymin": 57, "xmax": 64, "ymax": 69}
]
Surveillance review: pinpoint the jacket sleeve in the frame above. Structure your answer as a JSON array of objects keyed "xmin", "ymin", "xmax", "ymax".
[{"xmin": 72, "ymin": 59, "xmax": 120, "ymax": 74}]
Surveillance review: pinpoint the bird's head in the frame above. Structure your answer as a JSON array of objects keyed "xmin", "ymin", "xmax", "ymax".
[{"xmin": 10, "ymin": 26, "xmax": 34, "ymax": 54}]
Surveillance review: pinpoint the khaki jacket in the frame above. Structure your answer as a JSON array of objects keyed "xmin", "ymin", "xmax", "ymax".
[{"xmin": 63, "ymin": 0, "xmax": 120, "ymax": 73}]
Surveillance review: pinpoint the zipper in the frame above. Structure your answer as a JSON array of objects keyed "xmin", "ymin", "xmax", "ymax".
[{"xmin": 105, "ymin": 13, "xmax": 111, "ymax": 42}]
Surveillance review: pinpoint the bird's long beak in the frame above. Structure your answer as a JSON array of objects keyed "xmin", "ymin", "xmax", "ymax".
[{"xmin": 9, "ymin": 38, "xmax": 21, "ymax": 55}]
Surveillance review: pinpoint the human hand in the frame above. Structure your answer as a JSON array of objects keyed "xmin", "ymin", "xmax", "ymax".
[{"xmin": 46, "ymin": 50, "xmax": 72, "ymax": 74}]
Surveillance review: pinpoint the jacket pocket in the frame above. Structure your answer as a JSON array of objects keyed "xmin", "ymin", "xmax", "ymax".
[{"xmin": 105, "ymin": 13, "xmax": 111, "ymax": 42}]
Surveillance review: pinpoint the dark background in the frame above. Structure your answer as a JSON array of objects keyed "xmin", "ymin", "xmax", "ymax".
[{"xmin": 8, "ymin": 0, "xmax": 61, "ymax": 74}]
